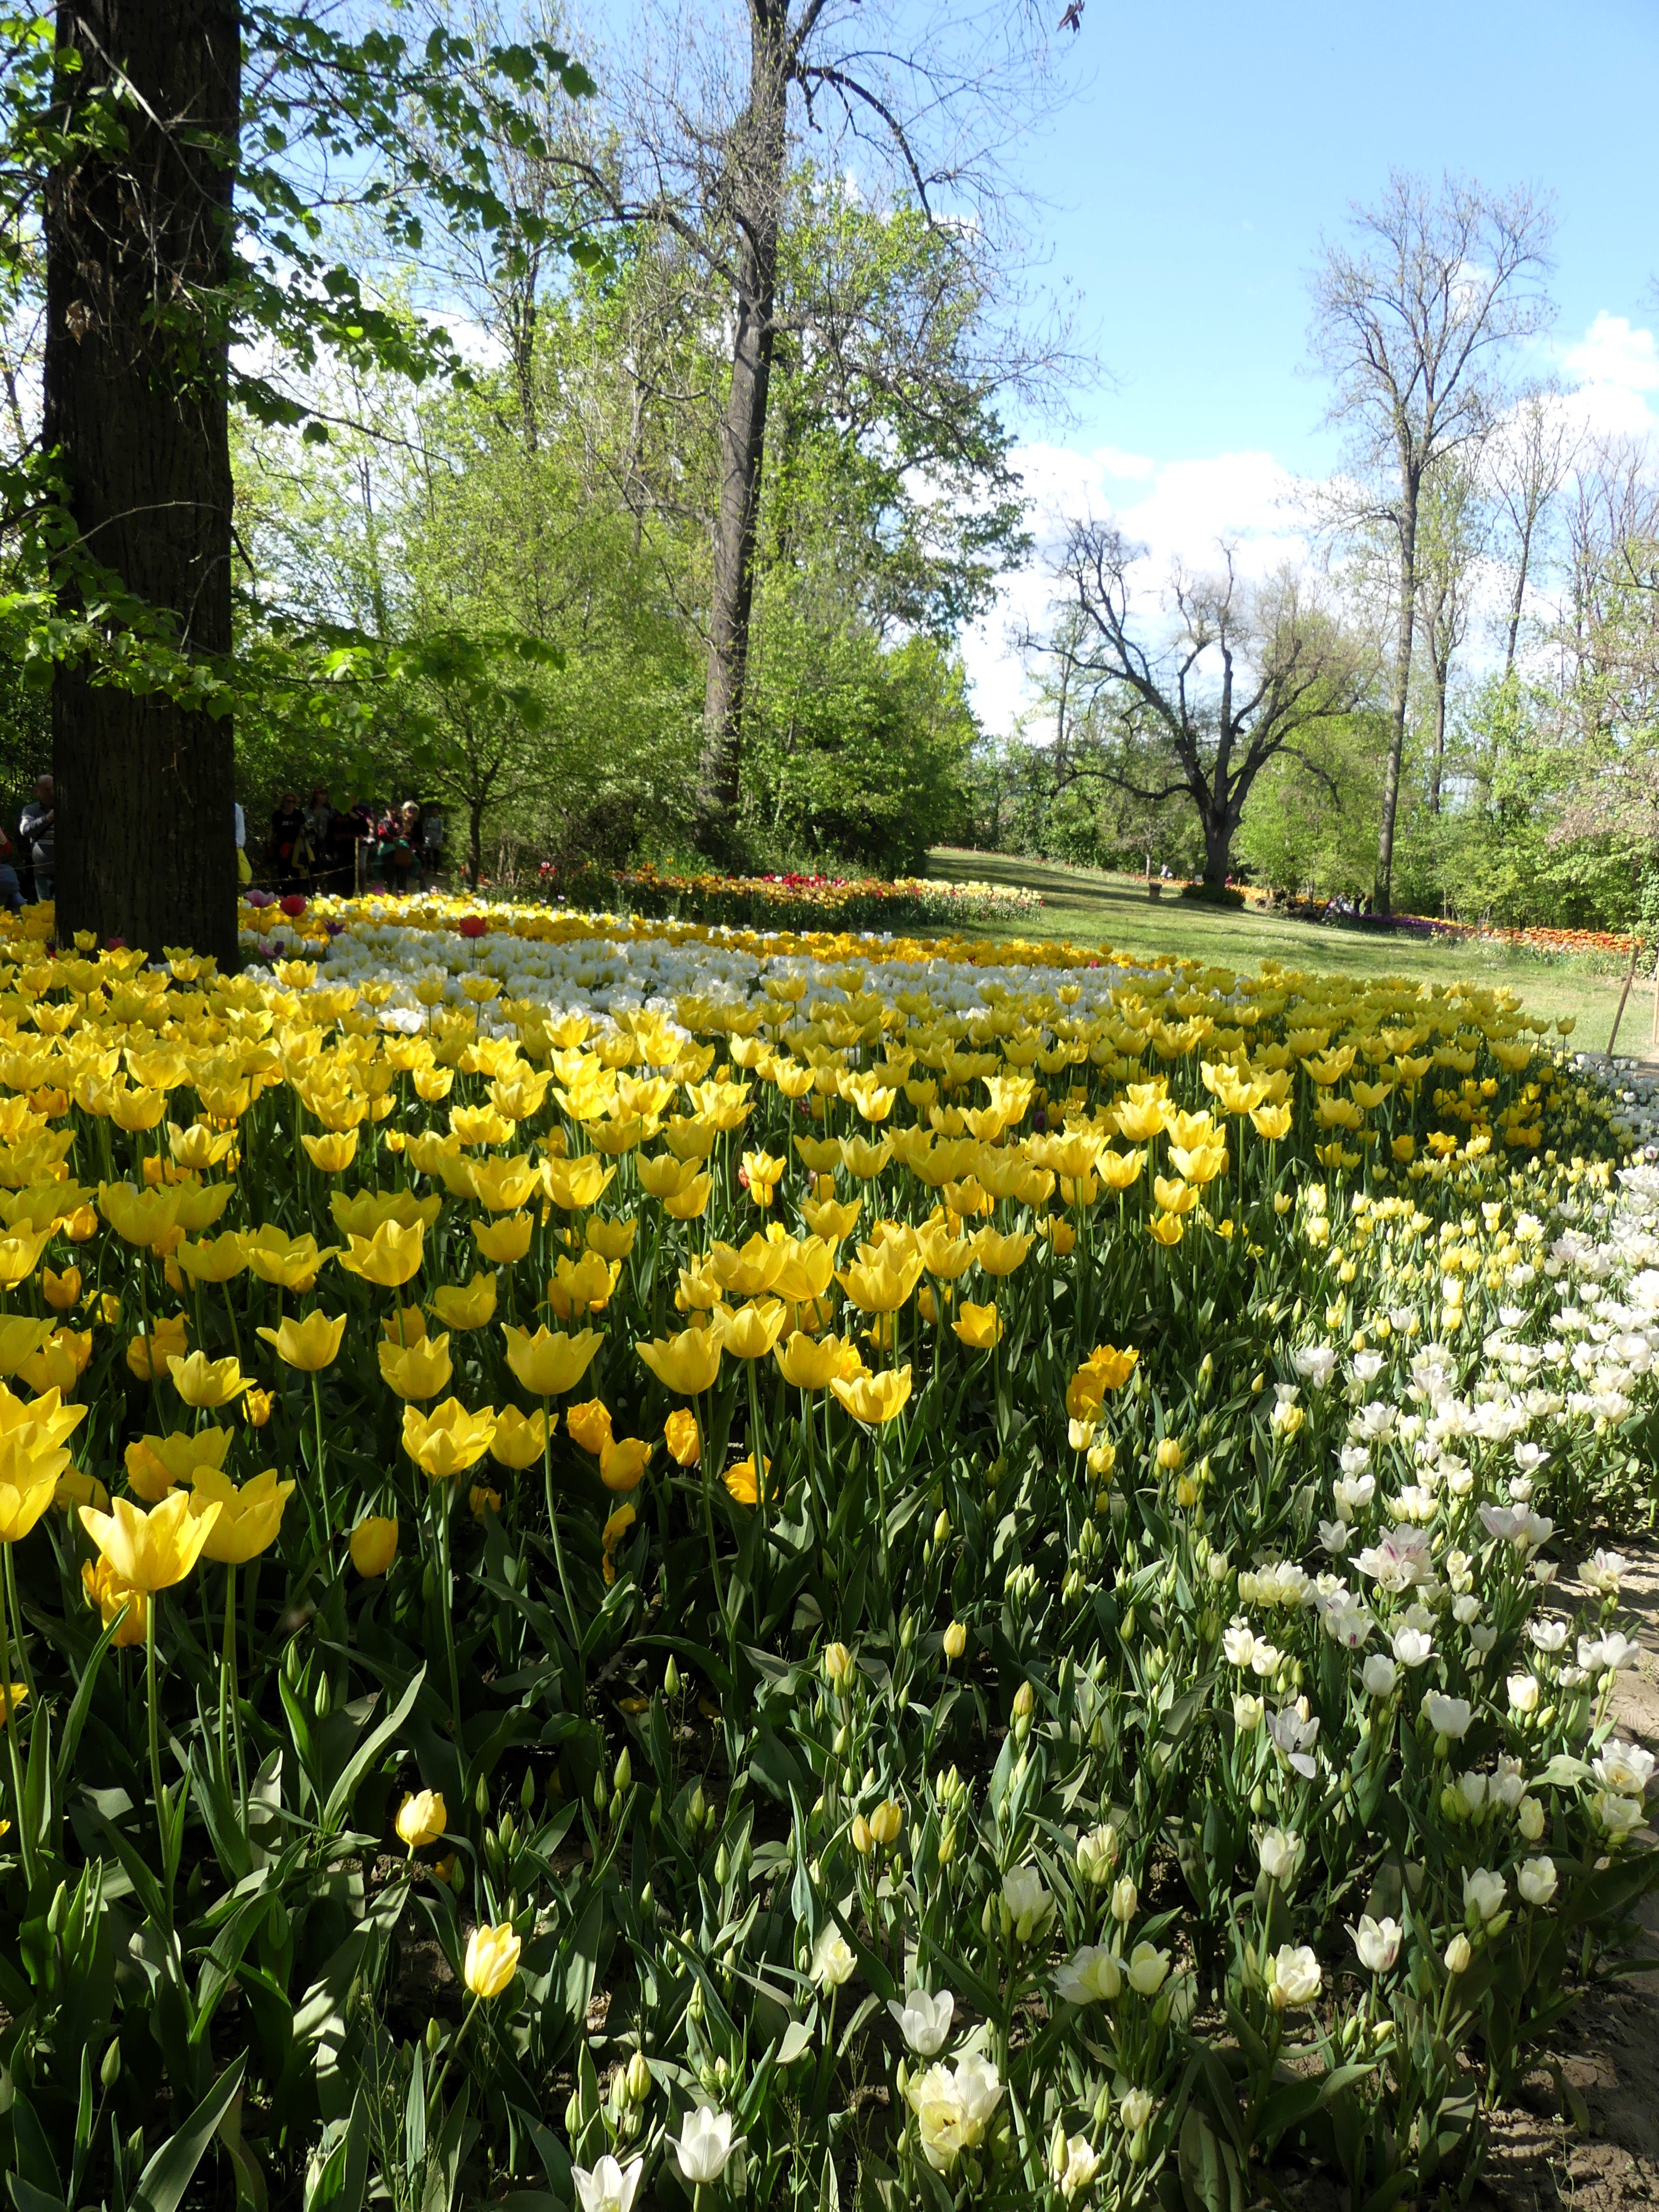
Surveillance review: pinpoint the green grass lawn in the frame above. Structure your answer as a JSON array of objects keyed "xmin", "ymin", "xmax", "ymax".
[{"xmin": 927, "ymin": 848, "xmax": 1657, "ymax": 1060}]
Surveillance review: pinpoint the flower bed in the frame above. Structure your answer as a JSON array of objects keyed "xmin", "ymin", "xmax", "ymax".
[
  {"xmin": 534, "ymin": 860, "xmax": 1045, "ymax": 931},
  {"xmin": 0, "ymin": 901, "xmax": 1653, "ymax": 2210}
]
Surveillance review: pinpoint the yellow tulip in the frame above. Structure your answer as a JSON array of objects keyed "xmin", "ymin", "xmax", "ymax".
[
  {"xmin": 838, "ymin": 1248, "xmax": 922, "ymax": 1314},
  {"xmin": 166, "ymin": 1121, "xmax": 234, "ymax": 1171},
  {"xmin": 301, "ymin": 1130, "xmax": 359, "ymax": 1173},
  {"xmin": 189, "ymin": 1467, "xmax": 294, "ymax": 1564},
  {"xmin": 81, "ymin": 1557, "xmax": 148, "ymax": 1646},
  {"xmin": 463, "ymin": 1921, "xmax": 522, "ymax": 1999},
  {"xmin": 125, "ymin": 1313, "xmax": 189, "ymax": 1380},
  {"xmin": 0, "ymin": 1317, "xmax": 53, "ymax": 1375},
  {"xmin": 599, "ymin": 1436, "xmax": 651, "ymax": 1493},
  {"xmin": 42, "ymin": 1266, "xmax": 81, "ymax": 1312},
  {"xmin": 0, "ymin": 1468, "xmax": 60, "ymax": 1544},
  {"xmin": 662, "ymin": 1172, "xmax": 712, "ymax": 1222},
  {"xmin": 467, "ymin": 1156, "xmax": 540, "ymax": 1213},
  {"xmin": 240, "ymin": 1227, "xmax": 340, "ymax": 1289},
  {"xmin": 566, "ymin": 1399, "xmax": 613, "ymax": 1455},
  {"xmin": 635, "ymin": 1323, "xmax": 723, "ymax": 1396},
  {"xmin": 489, "ymin": 1405, "xmax": 550, "ymax": 1470},
  {"xmin": 1147, "ymin": 1211, "xmax": 1185, "ymax": 1247},
  {"xmin": 395, "ymin": 1788, "xmax": 447, "ymax": 1849},
  {"xmin": 801, "ymin": 1194, "xmax": 862, "ymax": 1244},
  {"xmin": 377, "ymin": 1332, "xmax": 455, "ymax": 1401},
  {"xmin": 175, "ymin": 1232, "xmax": 248, "ymax": 1285},
  {"xmin": 401, "ymin": 1398, "xmax": 498, "ymax": 1480},
  {"xmin": 1096, "ymin": 1147, "xmax": 1146, "ymax": 1191},
  {"xmin": 774, "ymin": 1331, "xmax": 848, "ymax": 1391},
  {"xmin": 952, "ymin": 1300, "xmax": 1003, "ymax": 1350},
  {"xmin": 429, "ymin": 1272, "xmax": 498, "ymax": 1332},
  {"xmin": 257, "ymin": 1309, "xmax": 347, "ymax": 1373},
  {"xmin": 54, "ymin": 1468, "xmax": 109, "ymax": 1516},
  {"xmin": 601, "ymin": 1501, "xmax": 636, "ymax": 1580},
  {"xmin": 502, "ymin": 1324, "xmax": 603, "ymax": 1398},
  {"xmin": 382, "ymin": 1305, "xmax": 427, "ymax": 1346},
  {"xmin": 723, "ymin": 1453, "xmax": 773, "ymax": 1507},
  {"xmin": 338, "ymin": 1218, "xmax": 426, "ymax": 1288},
  {"xmin": 349, "ymin": 1515, "xmax": 399, "ymax": 1577},
  {"xmin": 830, "ymin": 1365, "xmax": 912, "ymax": 1426},
  {"xmin": 716, "ymin": 1299, "xmax": 787, "ymax": 1360},
  {"xmin": 98, "ymin": 1182, "xmax": 182, "ymax": 1249},
  {"xmin": 79, "ymin": 1491, "xmax": 220, "ymax": 1592},
  {"xmin": 124, "ymin": 1423, "xmax": 233, "ymax": 1502},
  {"xmin": 972, "ymin": 1228, "xmax": 1032, "ymax": 1277},
  {"xmin": 664, "ymin": 1407, "xmax": 701, "ymax": 1465},
  {"xmin": 472, "ymin": 1212, "xmax": 534, "ymax": 1265},
  {"xmin": 166, "ymin": 1350, "xmax": 249, "ymax": 1409},
  {"xmin": 541, "ymin": 1155, "xmax": 615, "ymax": 1211},
  {"xmin": 243, "ymin": 1387, "xmax": 274, "ymax": 1428},
  {"xmin": 585, "ymin": 1214, "xmax": 637, "ymax": 1262},
  {"xmin": 546, "ymin": 1251, "xmax": 617, "ymax": 1321}
]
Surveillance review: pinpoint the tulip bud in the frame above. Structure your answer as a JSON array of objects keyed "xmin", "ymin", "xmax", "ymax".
[
  {"xmin": 628, "ymin": 2051, "xmax": 651, "ymax": 2103},
  {"xmin": 1444, "ymin": 1933, "xmax": 1472, "ymax": 1975},
  {"xmin": 101, "ymin": 2039, "xmax": 121, "ymax": 2090},
  {"xmin": 614, "ymin": 1748, "xmax": 632, "ymax": 1793},
  {"xmin": 664, "ymin": 1657, "xmax": 681, "ymax": 1699},
  {"xmin": 939, "ymin": 1818, "xmax": 957, "ymax": 1866},
  {"xmin": 426, "ymin": 2018, "xmax": 443, "ymax": 2056},
  {"xmin": 943, "ymin": 1620, "xmax": 967, "ymax": 1662},
  {"xmin": 933, "ymin": 1509, "xmax": 951, "ymax": 1545},
  {"xmin": 689, "ymin": 1784, "xmax": 707, "ymax": 1829},
  {"xmin": 520, "ymin": 1767, "xmax": 536, "ymax": 1812},
  {"xmin": 852, "ymin": 1814, "xmax": 873, "ymax": 1856},
  {"xmin": 474, "ymin": 1775, "xmax": 490, "ymax": 1818},
  {"xmin": 714, "ymin": 1844, "xmax": 730, "ymax": 1885}
]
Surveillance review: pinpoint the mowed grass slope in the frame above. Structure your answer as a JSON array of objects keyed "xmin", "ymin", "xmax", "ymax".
[{"xmin": 927, "ymin": 848, "xmax": 1657, "ymax": 1061}]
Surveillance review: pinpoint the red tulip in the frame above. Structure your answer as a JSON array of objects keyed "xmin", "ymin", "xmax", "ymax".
[
  {"xmin": 458, "ymin": 916, "xmax": 488, "ymax": 939},
  {"xmin": 279, "ymin": 894, "xmax": 307, "ymax": 918}
]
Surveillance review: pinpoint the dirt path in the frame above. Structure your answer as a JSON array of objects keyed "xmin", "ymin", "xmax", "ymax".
[{"xmin": 1475, "ymin": 1545, "xmax": 1659, "ymax": 2212}]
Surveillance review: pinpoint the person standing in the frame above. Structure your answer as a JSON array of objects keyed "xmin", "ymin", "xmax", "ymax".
[
  {"xmin": 19, "ymin": 774, "xmax": 54, "ymax": 901},
  {"xmin": 268, "ymin": 791, "xmax": 310, "ymax": 889}
]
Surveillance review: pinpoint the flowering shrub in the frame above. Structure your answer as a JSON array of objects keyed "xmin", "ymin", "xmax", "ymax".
[{"xmin": 0, "ymin": 903, "xmax": 1652, "ymax": 2209}]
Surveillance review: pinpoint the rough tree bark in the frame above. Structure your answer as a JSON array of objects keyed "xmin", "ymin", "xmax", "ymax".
[
  {"xmin": 44, "ymin": 0, "xmax": 239, "ymax": 967},
  {"xmin": 695, "ymin": 0, "xmax": 790, "ymax": 847}
]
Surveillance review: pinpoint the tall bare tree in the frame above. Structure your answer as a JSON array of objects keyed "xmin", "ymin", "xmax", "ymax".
[
  {"xmin": 1041, "ymin": 522, "xmax": 1366, "ymax": 888},
  {"xmin": 1311, "ymin": 171, "xmax": 1553, "ymax": 911},
  {"xmin": 556, "ymin": 0, "xmax": 1067, "ymax": 854},
  {"xmin": 1413, "ymin": 450, "xmax": 1486, "ymax": 813},
  {"xmin": 1486, "ymin": 382, "xmax": 1576, "ymax": 680}
]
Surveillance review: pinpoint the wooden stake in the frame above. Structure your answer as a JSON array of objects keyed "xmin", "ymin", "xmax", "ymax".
[{"xmin": 1605, "ymin": 938, "xmax": 1641, "ymax": 1060}]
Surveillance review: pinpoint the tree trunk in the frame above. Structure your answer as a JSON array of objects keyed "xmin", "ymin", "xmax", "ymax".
[
  {"xmin": 1427, "ymin": 652, "xmax": 1448, "ymax": 816},
  {"xmin": 1201, "ymin": 807, "xmax": 1234, "ymax": 888},
  {"xmin": 44, "ymin": 0, "xmax": 239, "ymax": 967},
  {"xmin": 1374, "ymin": 487, "xmax": 1419, "ymax": 915},
  {"xmin": 1503, "ymin": 510, "xmax": 1535, "ymax": 683},
  {"xmin": 469, "ymin": 801, "xmax": 484, "ymax": 889},
  {"xmin": 695, "ymin": 3, "xmax": 789, "ymax": 853}
]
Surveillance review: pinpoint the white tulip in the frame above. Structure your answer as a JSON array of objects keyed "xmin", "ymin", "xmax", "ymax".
[{"xmin": 887, "ymin": 1986, "xmax": 954, "ymax": 2056}]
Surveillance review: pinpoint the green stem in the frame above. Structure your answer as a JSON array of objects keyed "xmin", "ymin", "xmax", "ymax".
[
  {"xmin": 311, "ymin": 1371, "xmax": 336, "ymax": 1541},
  {"xmin": 0, "ymin": 1553, "xmax": 36, "ymax": 1888},
  {"xmin": 223, "ymin": 1565, "xmax": 247, "ymax": 1811},
  {"xmin": 540, "ymin": 1407, "xmax": 582, "ymax": 1660},
  {"xmin": 3, "ymin": 1547, "xmax": 35, "ymax": 1707},
  {"xmin": 144, "ymin": 1597, "xmax": 172, "ymax": 1925},
  {"xmin": 435, "ymin": 1485, "xmax": 463, "ymax": 1736}
]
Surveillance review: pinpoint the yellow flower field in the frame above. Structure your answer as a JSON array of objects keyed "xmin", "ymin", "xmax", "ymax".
[{"xmin": 0, "ymin": 891, "xmax": 1652, "ymax": 2211}]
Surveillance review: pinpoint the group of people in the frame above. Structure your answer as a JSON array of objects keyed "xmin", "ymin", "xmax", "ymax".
[
  {"xmin": 264, "ymin": 787, "xmax": 445, "ymax": 896},
  {"xmin": 0, "ymin": 774, "xmax": 55, "ymax": 911}
]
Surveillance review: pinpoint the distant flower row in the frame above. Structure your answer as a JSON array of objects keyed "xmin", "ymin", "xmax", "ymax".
[{"xmin": 536, "ymin": 860, "xmax": 1044, "ymax": 931}]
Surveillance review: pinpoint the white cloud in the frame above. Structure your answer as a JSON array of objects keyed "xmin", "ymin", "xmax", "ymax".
[
  {"xmin": 1562, "ymin": 312, "xmax": 1659, "ymax": 393},
  {"xmin": 961, "ymin": 442, "xmax": 1311, "ymax": 737}
]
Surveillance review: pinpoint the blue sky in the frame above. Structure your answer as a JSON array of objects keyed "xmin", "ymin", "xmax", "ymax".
[
  {"xmin": 950, "ymin": 0, "xmax": 1659, "ymax": 727},
  {"xmin": 1021, "ymin": 0, "xmax": 1659, "ymax": 467}
]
